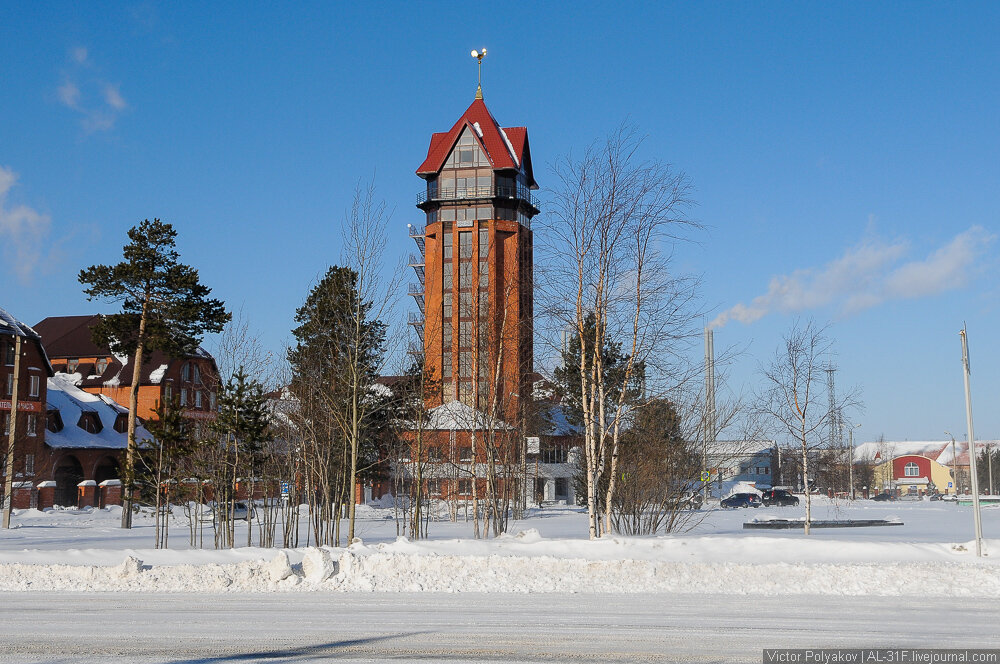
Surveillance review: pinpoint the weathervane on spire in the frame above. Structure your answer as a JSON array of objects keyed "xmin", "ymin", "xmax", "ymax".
[{"xmin": 471, "ymin": 48, "xmax": 487, "ymax": 99}]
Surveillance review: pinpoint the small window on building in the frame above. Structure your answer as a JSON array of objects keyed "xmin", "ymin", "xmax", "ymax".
[
  {"xmin": 66, "ymin": 359, "xmax": 79, "ymax": 373},
  {"xmin": 904, "ymin": 462, "xmax": 920, "ymax": 477},
  {"xmin": 443, "ymin": 232, "xmax": 453, "ymax": 259},
  {"xmin": 77, "ymin": 412, "xmax": 102, "ymax": 434},
  {"xmin": 459, "ymin": 446, "xmax": 473, "ymax": 462},
  {"xmin": 25, "ymin": 454, "xmax": 34, "ymax": 475},
  {"xmin": 5, "ymin": 373, "xmax": 11, "ymax": 396},
  {"xmin": 114, "ymin": 413, "xmax": 128, "ymax": 433},
  {"xmin": 195, "ymin": 390, "xmax": 202, "ymax": 408},
  {"xmin": 29, "ymin": 375, "xmax": 40, "ymax": 397},
  {"xmin": 427, "ymin": 446, "xmax": 442, "ymax": 461},
  {"xmin": 209, "ymin": 391, "xmax": 217, "ymax": 411},
  {"xmin": 96, "ymin": 358, "xmax": 109, "ymax": 375},
  {"xmin": 164, "ymin": 383, "xmax": 173, "ymax": 402},
  {"xmin": 46, "ymin": 410, "xmax": 63, "ymax": 433},
  {"xmin": 180, "ymin": 388, "xmax": 188, "ymax": 406},
  {"xmin": 458, "ymin": 479, "xmax": 472, "ymax": 495},
  {"xmin": 4, "ymin": 343, "xmax": 14, "ymax": 366},
  {"xmin": 427, "ymin": 478, "xmax": 442, "ymax": 495},
  {"xmin": 182, "ymin": 363, "xmax": 191, "ymax": 382},
  {"xmin": 193, "ymin": 364, "xmax": 201, "ymax": 384},
  {"xmin": 26, "ymin": 414, "xmax": 36, "ymax": 436}
]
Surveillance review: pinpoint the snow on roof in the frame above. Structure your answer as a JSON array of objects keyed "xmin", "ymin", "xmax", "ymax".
[
  {"xmin": 854, "ymin": 439, "xmax": 1000, "ymax": 466},
  {"xmin": 425, "ymin": 400, "xmax": 512, "ymax": 431},
  {"xmin": 148, "ymin": 364, "xmax": 169, "ymax": 385},
  {"xmin": 538, "ymin": 403, "xmax": 581, "ymax": 437},
  {"xmin": 0, "ymin": 306, "xmax": 41, "ymax": 340},
  {"xmin": 498, "ymin": 127, "xmax": 519, "ymax": 167},
  {"xmin": 45, "ymin": 374, "xmax": 151, "ymax": 450},
  {"xmin": 705, "ymin": 440, "xmax": 776, "ymax": 457}
]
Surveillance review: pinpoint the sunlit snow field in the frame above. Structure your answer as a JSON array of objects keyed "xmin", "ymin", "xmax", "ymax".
[{"xmin": 0, "ymin": 497, "xmax": 998, "ymax": 595}]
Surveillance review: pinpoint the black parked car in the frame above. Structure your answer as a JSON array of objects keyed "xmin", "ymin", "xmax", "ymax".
[
  {"xmin": 871, "ymin": 492, "xmax": 896, "ymax": 502},
  {"xmin": 721, "ymin": 493, "xmax": 761, "ymax": 509},
  {"xmin": 760, "ymin": 489, "xmax": 800, "ymax": 507}
]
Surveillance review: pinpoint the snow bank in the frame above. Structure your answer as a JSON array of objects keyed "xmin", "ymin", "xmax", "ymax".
[{"xmin": 0, "ymin": 536, "xmax": 998, "ymax": 596}]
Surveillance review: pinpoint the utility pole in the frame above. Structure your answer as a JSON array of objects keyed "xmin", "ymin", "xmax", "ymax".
[
  {"xmin": 2, "ymin": 335, "xmax": 23, "ymax": 529},
  {"xmin": 848, "ymin": 423, "xmax": 861, "ymax": 500},
  {"xmin": 945, "ymin": 431, "xmax": 958, "ymax": 495},
  {"xmin": 702, "ymin": 328, "xmax": 715, "ymax": 504},
  {"xmin": 959, "ymin": 327, "xmax": 984, "ymax": 557}
]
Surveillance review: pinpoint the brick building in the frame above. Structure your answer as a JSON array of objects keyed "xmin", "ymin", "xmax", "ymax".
[
  {"xmin": 34, "ymin": 315, "xmax": 220, "ymax": 424},
  {"xmin": 1, "ymin": 307, "xmax": 53, "ymax": 508},
  {"xmin": 3, "ymin": 308, "xmax": 142, "ymax": 510}
]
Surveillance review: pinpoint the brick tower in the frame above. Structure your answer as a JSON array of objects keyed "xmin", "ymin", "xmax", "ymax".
[{"xmin": 409, "ymin": 90, "xmax": 538, "ymax": 424}]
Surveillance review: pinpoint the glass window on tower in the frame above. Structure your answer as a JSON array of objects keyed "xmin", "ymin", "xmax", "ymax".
[
  {"xmin": 459, "ymin": 232, "xmax": 472, "ymax": 258},
  {"xmin": 459, "ymin": 262, "xmax": 471, "ymax": 288},
  {"xmin": 479, "ymin": 229, "xmax": 489, "ymax": 257},
  {"xmin": 443, "ymin": 232, "xmax": 453, "ymax": 259},
  {"xmin": 443, "ymin": 262, "xmax": 453, "ymax": 288},
  {"xmin": 443, "ymin": 292, "xmax": 452, "ymax": 319}
]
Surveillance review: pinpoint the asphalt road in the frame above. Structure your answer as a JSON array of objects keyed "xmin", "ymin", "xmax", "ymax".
[{"xmin": 1, "ymin": 593, "xmax": 995, "ymax": 663}]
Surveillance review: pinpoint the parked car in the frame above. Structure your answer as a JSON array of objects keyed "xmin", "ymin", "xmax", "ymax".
[
  {"xmin": 721, "ymin": 493, "xmax": 761, "ymax": 509},
  {"xmin": 197, "ymin": 501, "xmax": 257, "ymax": 522},
  {"xmin": 871, "ymin": 492, "xmax": 895, "ymax": 502},
  {"xmin": 760, "ymin": 489, "xmax": 800, "ymax": 507}
]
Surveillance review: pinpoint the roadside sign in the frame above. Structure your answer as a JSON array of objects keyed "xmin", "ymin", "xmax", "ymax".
[
  {"xmin": 280, "ymin": 482, "xmax": 290, "ymax": 498},
  {"xmin": 700, "ymin": 471, "xmax": 710, "ymax": 482},
  {"xmin": 948, "ymin": 482, "xmax": 953, "ymax": 488}
]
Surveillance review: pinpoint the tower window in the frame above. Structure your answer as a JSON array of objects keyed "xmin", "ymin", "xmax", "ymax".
[
  {"xmin": 904, "ymin": 462, "xmax": 920, "ymax": 477},
  {"xmin": 459, "ymin": 232, "xmax": 473, "ymax": 258}
]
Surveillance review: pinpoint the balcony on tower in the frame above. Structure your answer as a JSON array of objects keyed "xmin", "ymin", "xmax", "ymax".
[{"xmin": 407, "ymin": 282, "xmax": 424, "ymax": 314}]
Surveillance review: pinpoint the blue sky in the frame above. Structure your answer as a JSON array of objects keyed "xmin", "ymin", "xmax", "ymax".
[{"xmin": 1, "ymin": 2, "xmax": 998, "ymax": 444}]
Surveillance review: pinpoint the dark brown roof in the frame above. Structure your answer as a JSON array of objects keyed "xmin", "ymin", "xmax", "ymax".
[
  {"xmin": 34, "ymin": 314, "xmax": 218, "ymax": 388},
  {"xmin": 33, "ymin": 315, "xmax": 106, "ymax": 358}
]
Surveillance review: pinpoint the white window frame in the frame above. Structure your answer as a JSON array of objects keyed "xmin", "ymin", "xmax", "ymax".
[{"xmin": 904, "ymin": 462, "xmax": 920, "ymax": 477}]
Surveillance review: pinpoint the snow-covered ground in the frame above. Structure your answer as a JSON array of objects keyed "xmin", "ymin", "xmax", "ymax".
[{"xmin": 1, "ymin": 497, "xmax": 998, "ymax": 596}]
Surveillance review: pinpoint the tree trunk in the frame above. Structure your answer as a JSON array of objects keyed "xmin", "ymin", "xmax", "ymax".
[{"xmin": 122, "ymin": 300, "xmax": 149, "ymax": 529}]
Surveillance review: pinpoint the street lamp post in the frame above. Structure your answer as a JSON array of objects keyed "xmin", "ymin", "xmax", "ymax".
[{"xmin": 848, "ymin": 424, "xmax": 861, "ymax": 500}]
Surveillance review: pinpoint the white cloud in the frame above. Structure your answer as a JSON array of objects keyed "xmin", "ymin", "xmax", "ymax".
[
  {"xmin": 56, "ymin": 47, "xmax": 127, "ymax": 133},
  {"xmin": 57, "ymin": 80, "xmax": 81, "ymax": 109},
  {"xmin": 103, "ymin": 83, "xmax": 126, "ymax": 110},
  {"xmin": 0, "ymin": 166, "xmax": 51, "ymax": 282},
  {"xmin": 710, "ymin": 226, "xmax": 995, "ymax": 329}
]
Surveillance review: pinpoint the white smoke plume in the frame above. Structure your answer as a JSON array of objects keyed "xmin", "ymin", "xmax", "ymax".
[{"xmin": 710, "ymin": 226, "xmax": 994, "ymax": 329}]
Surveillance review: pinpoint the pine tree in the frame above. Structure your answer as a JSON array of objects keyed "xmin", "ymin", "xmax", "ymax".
[
  {"xmin": 79, "ymin": 219, "xmax": 230, "ymax": 528},
  {"xmin": 211, "ymin": 368, "xmax": 271, "ymax": 548},
  {"xmin": 288, "ymin": 265, "xmax": 386, "ymax": 545}
]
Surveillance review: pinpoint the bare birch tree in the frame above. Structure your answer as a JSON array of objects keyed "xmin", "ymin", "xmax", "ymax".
[
  {"xmin": 541, "ymin": 125, "xmax": 699, "ymax": 538},
  {"xmin": 755, "ymin": 320, "xmax": 859, "ymax": 534}
]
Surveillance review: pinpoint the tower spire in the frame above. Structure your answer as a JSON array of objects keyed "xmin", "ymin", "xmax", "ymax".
[{"xmin": 471, "ymin": 48, "xmax": 487, "ymax": 99}]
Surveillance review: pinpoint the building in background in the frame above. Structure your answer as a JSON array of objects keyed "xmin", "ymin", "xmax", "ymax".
[
  {"xmin": 397, "ymin": 86, "xmax": 543, "ymax": 504},
  {"xmin": 3, "ymin": 307, "xmax": 136, "ymax": 509},
  {"xmin": 33, "ymin": 315, "xmax": 219, "ymax": 424}
]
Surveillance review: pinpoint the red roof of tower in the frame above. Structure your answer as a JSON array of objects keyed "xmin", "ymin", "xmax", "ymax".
[{"xmin": 416, "ymin": 98, "xmax": 536, "ymax": 188}]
